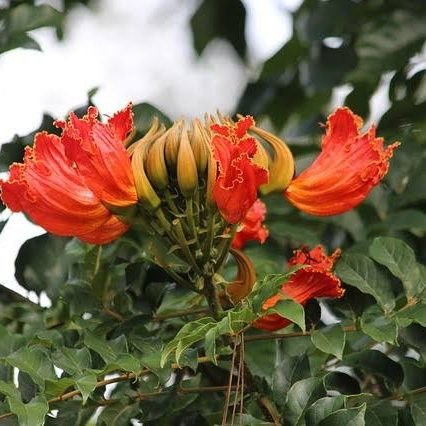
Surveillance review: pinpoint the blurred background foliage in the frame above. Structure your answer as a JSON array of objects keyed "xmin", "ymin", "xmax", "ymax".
[{"xmin": 0, "ymin": 0, "xmax": 426, "ymax": 425}]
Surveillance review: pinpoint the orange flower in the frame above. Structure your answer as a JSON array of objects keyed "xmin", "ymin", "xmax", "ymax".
[
  {"xmin": 211, "ymin": 116, "xmax": 269, "ymax": 224},
  {"xmin": 284, "ymin": 107, "xmax": 399, "ymax": 216},
  {"xmin": 253, "ymin": 246, "xmax": 344, "ymax": 331},
  {"xmin": 55, "ymin": 104, "xmax": 137, "ymax": 207},
  {"xmin": 0, "ymin": 105, "xmax": 137, "ymax": 244},
  {"xmin": 232, "ymin": 198, "xmax": 269, "ymax": 249}
]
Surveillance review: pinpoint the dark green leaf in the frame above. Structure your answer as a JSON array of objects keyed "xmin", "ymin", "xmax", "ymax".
[
  {"xmin": 319, "ymin": 403, "xmax": 366, "ymax": 426},
  {"xmin": 343, "ymin": 350, "xmax": 404, "ymax": 387},
  {"xmin": 335, "ymin": 253, "xmax": 395, "ymax": 312},
  {"xmin": 285, "ymin": 377, "xmax": 326, "ymax": 424},
  {"xmin": 311, "ymin": 325, "xmax": 345, "ymax": 359},
  {"xmin": 15, "ymin": 234, "xmax": 70, "ymax": 300},
  {"xmin": 305, "ymin": 396, "xmax": 345, "ymax": 426},
  {"xmin": 268, "ymin": 299, "xmax": 305, "ymax": 332},
  {"xmin": 369, "ymin": 237, "xmax": 424, "ymax": 301},
  {"xmin": 361, "ymin": 306, "xmax": 398, "ymax": 344},
  {"xmin": 190, "ymin": 0, "xmax": 246, "ymax": 59}
]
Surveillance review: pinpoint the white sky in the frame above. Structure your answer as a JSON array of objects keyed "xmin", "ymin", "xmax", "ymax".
[{"xmin": 0, "ymin": 0, "xmax": 301, "ymax": 297}]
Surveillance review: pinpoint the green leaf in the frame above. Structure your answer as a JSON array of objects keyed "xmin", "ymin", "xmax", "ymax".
[
  {"xmin": 350, "ymin": 10, "xmax": 426, "ymax": 83},
  {"xmin": 8, "ymin": 5, "xmax": 62, "ymax": 34},
  {"xmin": 319, "ymin": 403, "xmax": 366, "ymax": 426},
  {"xmin": 272, "ymin": 354, "xmax": 310, "ymax": 402},
  {"xmin": 75, "ymin": 373, "xmax": 97, "ymax": 404},
  {"xmin": 365, "ymin": 401, "xmax": 398, "ymax": 426},
  {"xmin": 343, "ymin": 350, "xmax": 404, "ymax": 387},
  {"xmin": 5, "ymin": 346, "xmax": 57, "ymax": 390},
  {"xmin": 305, "ymin": 396, "xmax": 345, "ymax": 426},
  {"xmin": 397, "ymin": 303, "xmax": 426, "ymax": 327},
  {"xmin": 190, "ymin": 0, "xmax": 246, "ymax": 59},
  {"xmin": 160, "ymin": 317, "xmax": 215, "ymax": 367},
  {"xmin": 7, "ymin": 395, "xmax": 49, "ymax": 426},
  {"xmin": 409, "ymin": 393, "xmax": 426, "ymax": 425},
  {"xmin": 323, "ymin": 372, "xmax": 361, "ymax": 395},
  {"xmin": 131, "ymin": 337, "xmax": 172, "ymax": 384},
  {"xmin": 361, "ymin": 306, "xmax": 398, "ymax": 344},
  {"xmin": 97, "ymin": 401, "xmax": 139, "ymax": 426},
  {"xmin": 15, "ymin": 234, "xmax": 70, "ymax": 300},
  {"xmin": 335, "ymin": 253, "xmax": 395, "ymax": 312},
  {"xmin": 83, "ymin": 332, "xmax": 118, "ymax": 365},
  {"xmin": 369, "ymin": 237, "xmax": 424, "ymax": 301},
  {"xmin": 311, "ymin": 325, "xmax": 345, "ymax": 359},
  {"xmin": 269, "ymin": 299, "xmax": 306, "ymax": 332},
  {"xmin": 285, "ymin": 377, "xmax": 326, "ymax": 424},
  {"xmin": 132, "ymin": 103, "xmax": 172, "ymax": 136},
  {"xmin": 52, "ymin": 347, "xmax": 92, "ymax": 376}
]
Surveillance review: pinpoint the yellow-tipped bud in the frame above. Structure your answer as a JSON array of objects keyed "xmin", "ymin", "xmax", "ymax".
[
  {"xmin": 131, "ymin": 141, "xmax": 161, "ymax": 211},
  {"xmin": 127, "ymin": 117, "xmax": 164, "ymax": 155},
  {"xmin": 251, "ymin": 125, "xmax": 295, "ymax": 195},
  {"xmin": 190, "ymin": 119, "xmax": 210, "ymax": 174},
  {"xmin": 145, "ymin": 134, "xmax": 169, "ymax": 190},
  {"xmin": 253, "ymin": 140, "xmax": 269, "ymax": 171},
  {"xmin": 177, "ymin": 130, "xmax": 198, "ymax": 197},
  {"xmin": 165, "ymin": 121, "xmax": 182, "ymax": 169}
]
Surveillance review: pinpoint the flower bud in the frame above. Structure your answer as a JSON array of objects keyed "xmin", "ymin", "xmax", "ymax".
[
  {"xmin": 205, "ymin": 147, "xmax": 217, "ymax": 207},
  {"xmin": 145, "ymin": 133, "xmax": 169, "ymax": 190},
  {"xmin": 190, "ymin": 119, "xmax": 210, "ymax": 174},
  {"xmin": 177, "ymin": 130, "xmax": 198, "ymax": 198},
  {"xmin": 131, "ymin": 139, "xmax": 161, "ymax": 211},
  {"xmin": 224, "ymin": 249, "xmax": 256, "ymax": 304},
  {"xmin": 165, "ymin": 121, "xmax": 182, "ymax": 169},
  {"xmin": 251, "ymin": 125, "xmax": 295, "ymax": 195}
]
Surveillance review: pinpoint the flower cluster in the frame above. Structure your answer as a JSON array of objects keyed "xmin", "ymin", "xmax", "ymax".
[{"xmin": 0, "ymin": 104, "xmax": 398, "ymax": 329}]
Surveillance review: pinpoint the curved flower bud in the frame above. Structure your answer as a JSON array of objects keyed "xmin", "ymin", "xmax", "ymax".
[
  {"xmin": 165, "ymin": 121, "xmax": 182, "ymax": 169},
  {"xmin": 284, "ymin": 107, "xmax": 399, "ymax": 216},
  {"xmin": 253, "ymin": 246, "xmax": 344, "ymax": 331},
  {"xmin": 223, "ymin": 248, "xmax": 257, "ymax": 304},
  {"xmin": 131, "ymin": 140, "xmax": 161, "ymax": 211},
  {"xmin": 232, "ymin": 199, "xmax": 269, "ymax": 249},
  {"xmin": 0, "ymin": 132, "xmax": 129, "ymax": 244},
  {"xmin": 55, "ymin": 103, "xmax": 137, "ymax": 208},
  {"xmin": 145, "ymin": 133, "xmax": 169, "ymax": 190},
  {"xmin": 250, "ymin": 125, "xmax": 295, "ymax": 195},
  {"xmin": 177, "ymin": 130, "xmax": 198, "ymax": 197},
  {"xmin": 211, "ymin": 116, "xmax": 269, "ymax": 224}
]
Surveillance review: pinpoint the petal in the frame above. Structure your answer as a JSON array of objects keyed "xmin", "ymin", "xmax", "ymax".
[
  {"xmin": 232, "ymin": 199, "xmax": 269, "ymax": 249},
  {"xmin": 288, "ymin": 246, "xmax": 341, "ymax": 271},
  {"xmin": 284, "ymin": 107, "xmax": 399, "ymax": 216},
  {"xmin": 107, "ymin": 102, "xmax": 134, "ymax": 142},
  {"xmin": 213, "ymin": 154, "xmax": 268, "ymax": 223},
  {"xmin": 0, "ymin": 132, "xmax": 113, "ymax": 237},
  {"xmin": 60, "ymin": 106, "xmax": 137, "ymax": 207},
  {"xmin": 79, "ymin": 215, "xmax": 129, "ymax": 244}
]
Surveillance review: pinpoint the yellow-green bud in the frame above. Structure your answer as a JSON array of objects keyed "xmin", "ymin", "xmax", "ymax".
[
  {"xmin": 177, "ymin": 130, "xmax": 198, "ymax": 197},
  {"xmin": 145, "ymin": 134, "xmax": 169, "ymax": 190}
]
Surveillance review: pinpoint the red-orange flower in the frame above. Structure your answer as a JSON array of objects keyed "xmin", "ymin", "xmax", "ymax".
[
  {"xmin": 211, "ymin": 116, "xmax": 269, "ymax": 224},
  {"xmin": 253, "ymin": 246, "xmax": 344, "ymax": 331},
  {"xmin": 232, "ymin": 198, "xmax": 269, "ymax": 249},
  {"xmin": 55, "ymin": 104, "xmax": 136, "ymax": 208},
  {"xmin": 284, "ymin": 107, "xmax": 399, "ymax": 216},
  {"xmin": 0, "ymin": 105, "xmax": 137, "ymax": 244}
]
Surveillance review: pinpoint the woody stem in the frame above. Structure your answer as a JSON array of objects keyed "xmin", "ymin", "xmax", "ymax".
[
  {"xmin": 203, "ymin": 274, "xmax": 223, "ymax": 321},
  {"xmin": 214, "ymin": 223, "xmax": 238, "ymax": 272}
]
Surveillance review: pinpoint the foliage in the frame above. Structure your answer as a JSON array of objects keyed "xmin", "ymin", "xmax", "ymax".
[{"xmin": 1, "ymin": 0, "xmax": 426, "ymax": 425}]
